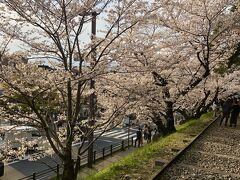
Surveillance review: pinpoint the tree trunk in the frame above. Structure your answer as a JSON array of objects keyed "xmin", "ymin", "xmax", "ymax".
[
  {"xmin": 176, "ymin": 109, "xmax": 191, "ymax": 121},
  {"xmin": 74, "ymin": 156, "xmax": 81, "ymax": 180},
  {"xmin": 191, "ymin": 88, "xmax": 219, "ymax": 119},
  {"xmin": 165, "ymin": 101, "xmax": 176, "ymax": 133},
  {"xmin": 151, "ymin": 72, "xmax": 176, "ymax": 134},
  {"xmin": 151, "ymin": 113, "xmax": 167, "ymax": 136},
  {"xmin": 62, "ymin": 158, "xmax": 75, "ymax": 180},
  {"xmin": 87, "ymin": 131, "xmax": 94, "ymax": 168},
  {"xmin": 155, "ymin": 120, "xmax": 167, "ymax": 136}
]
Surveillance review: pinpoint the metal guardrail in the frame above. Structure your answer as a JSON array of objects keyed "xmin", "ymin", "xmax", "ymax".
[
  {"xmin": 19, "ymin": 165, "xmax": 61, "ymax": 180},
  {"xmin": 19, "ymin": 137, "xmax": 135, "ymax": 180}
]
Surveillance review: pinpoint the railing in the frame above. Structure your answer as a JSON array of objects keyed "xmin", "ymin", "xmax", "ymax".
[
  {"xmin": 18, "ymin": 164, "xmax": 61, "ymax": 180},
  {"xmin": 19, "ymin": 137, "xmax": 135, "ymax": 180}
]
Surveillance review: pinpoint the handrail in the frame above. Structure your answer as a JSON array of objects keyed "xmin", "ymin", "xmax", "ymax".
[{"xmin": 19, "ymin": 138, "xmax": 134, "ymax": 180}]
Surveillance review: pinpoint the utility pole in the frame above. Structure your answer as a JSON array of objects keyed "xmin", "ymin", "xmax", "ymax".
[{"xmin": 87, "ymin": 11, "xmax": 97, "ymax": 168}]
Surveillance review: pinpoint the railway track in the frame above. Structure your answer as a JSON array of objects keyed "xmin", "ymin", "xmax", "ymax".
[{"xmin": 152, "ymin": 116, "xmax": 240, "ymax": 180}]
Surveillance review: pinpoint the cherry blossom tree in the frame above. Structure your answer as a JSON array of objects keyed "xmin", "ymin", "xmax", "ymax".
[
  {"xmin": 218, "ymin": 69, "xmax": 240, "ymax": 98},
  {"xmin": 0, "ymin": 0, "xmax": 239, "ymax": 179},
  {"xmin": 109, "ymin": 0, "xmax": 240, "ymax": 134},
  {"xmin": 0, "ymin": 0, "xmax": 154, "ymax": 179},
  {"xmin": 176, "ymin": 78, "xmax": 220, "ymax": 119}
]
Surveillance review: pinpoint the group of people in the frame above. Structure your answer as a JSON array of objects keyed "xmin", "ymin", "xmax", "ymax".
[
  {"xmin": 134, "ymin": 94, "xmax": 240, "ymax": 147},
  {"xmin": 216, "ymin": 95, "xmax": 240, "ymax": 127},
  {"xmin": 134, "ymin": 124, "xmax": 158, "ymax": 147}
]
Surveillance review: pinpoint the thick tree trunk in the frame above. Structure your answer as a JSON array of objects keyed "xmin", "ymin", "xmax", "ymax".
[
  {"xmin": 176, "ymin": 109, "xmax": 191, "ymax": 121},
  {"xmin": 155, "ymin": 120, "xmax": 167, "ymax": 136},
  {"xmin": 151, "ymin": 72, "xmax": 176, "ymax": 134},
  {"xmin": 62, "ymin": 158, "xmax": 75, "ymax": 180},
  {"xmin": 165, "ymin": 101, "xmax": 176, "ymax": 133},
  {"xmin": 152, "ymin": 113, "xmax": 167, "ymax": 136}
]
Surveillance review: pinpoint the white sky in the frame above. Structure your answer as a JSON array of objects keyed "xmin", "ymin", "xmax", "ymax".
[{"xmin": 0, "ymin": 2, "xmax": 108, "ymax": 53}]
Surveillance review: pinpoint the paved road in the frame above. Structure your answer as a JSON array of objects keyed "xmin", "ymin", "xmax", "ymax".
[{"xmin": 0, "ymin": 127, "xmax": 137, "ymax": 180}]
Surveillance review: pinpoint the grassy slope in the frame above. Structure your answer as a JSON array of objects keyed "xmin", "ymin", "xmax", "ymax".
[{"xmin": 83, "ymin": 112, "xmax": 214, "ymax": 180}]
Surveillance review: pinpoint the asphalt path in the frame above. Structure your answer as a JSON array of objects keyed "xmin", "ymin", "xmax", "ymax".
[{"xmin": 1, "ymin": 127, "xmax": 137, "ymax": 180}]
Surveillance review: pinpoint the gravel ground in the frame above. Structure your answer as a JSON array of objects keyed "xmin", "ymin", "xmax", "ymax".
[
  {"xmin": 192, "ymin": 141, "xmax": 240, "ymax": 157},
  {"xmin": 178, "ymin": 150, "xmax": 240, "ymax": 174},
  {"xmin": 159, "ymin": 164, "xmax": 240, "ymax": 180},
  {"xmin": 196, "ymin": 135, "xmax": 240, "ymax": 147},
  {"xmin": 158, "ymin": 118, "xmax": 240, "ymax": 179}
]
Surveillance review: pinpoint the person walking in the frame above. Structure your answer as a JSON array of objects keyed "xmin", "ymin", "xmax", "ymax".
[
  {"xmin": 0, "ymin": 160, "xmax": 4, "ymax": 177},
  {"xmin": 147, "ymin": 126, "xmax": 152, "ymax": 143},
  {"xmin": 220, "ymin": 98, "xmax": 234, "ymax": 126},
  {"xmin": 230, "ymin": 99, "xmax": 240, "ymax": 127},
  {"xmin": 143, "ymin": 124, "xmax": 148, "ymax": 141},
  {"xmin": 140, "ymin": 131, "xmax": 144, "ymax": 146},
  {"xmin": 152, "ymin": 128, "xmax": 160, "ymax": 142},
  {"xmin": 135, "ymin": 128, "xmax": 142, "ymax": 147}
]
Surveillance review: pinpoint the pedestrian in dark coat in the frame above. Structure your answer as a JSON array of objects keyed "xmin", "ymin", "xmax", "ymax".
[
  {"xmin": 147, "ymin": 127, "xmax": 152, "ymax": 143},
  {"xmin": 135, "ymin": 128, "xmax": 142, "ymax": 147},
  {"xmin": 220, "ymin": 98, "xmax": 234, "ymax": 126},
  {"xmin": 143, "ymin": 125, "xmax": 148, "ymax": 140},
  {"xmin": 230, "ymin": 100, "xmax": 240, "ymax": 127}
]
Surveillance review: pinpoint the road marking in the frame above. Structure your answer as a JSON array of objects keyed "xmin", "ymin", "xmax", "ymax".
[
  {"xmin": 95, "ymin": 129, "xmax": 119, "ymax": 136},
  {"xmin": 114, "ymin": 132, "xmax": 135, "ymax": 139},
  {"xmin": 101, "ymin": 130, "xmax": 124, "ymax": 137},
  {"xmin": 95, "ymin": 128, "xmax": 138, "ymax": 140},
  {"xmin": 97, "ymin": 139, "xmax": 115, "ymax": 143},
  {"xmin": 122, "ymin": 134, "xmax": 136, "ymax": 140}
]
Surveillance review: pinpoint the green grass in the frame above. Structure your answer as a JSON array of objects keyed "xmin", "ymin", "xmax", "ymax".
[
  {"xmin": 82, "ymin": 112, "xmax": 214, "ymax": 180},
  {"xmin": 177, "ymin": 112, "xmax": 213, "ymax": 133}
]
